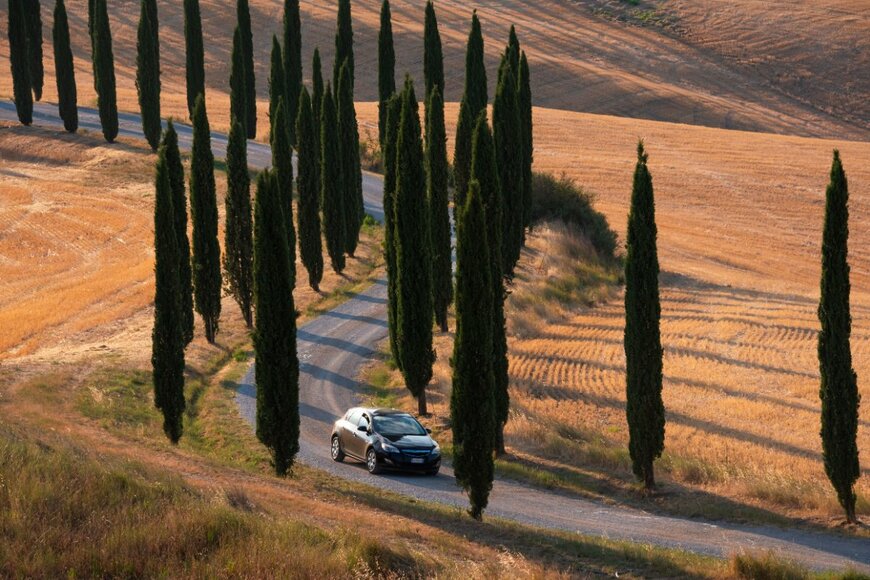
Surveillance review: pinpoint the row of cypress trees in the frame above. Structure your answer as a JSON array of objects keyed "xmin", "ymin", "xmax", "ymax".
[{"xmin": 8, "ymin": 0, "xmax": 47, "ymax": 125}]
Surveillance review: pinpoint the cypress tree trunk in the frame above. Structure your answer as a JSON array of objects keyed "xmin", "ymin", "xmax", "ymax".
[
  {"xmin": 152, "ymin": 144, "xmax": 186, "ymax": 444},
  {"xmin": 296, "ymin": 87, "xmax": 324, "ymax": 292},
  {"xmin": 283, "ymin": 0, "xmax": 302, "ymax": 145},
  {"xmin": 23, "ymin": 0, "xmax": 43, "ymax": 102},
  {"xmin": 230, "ymin": 26, "xmax": 247, "ymax": 134},
  {"xmin": 92, "ymin": 0, "xmax": 118, "ymax": 143},
  {"xmin": 320, "ymin": 85, "xmax": 346, "ymax": 274},
  {"xmin": 518, "ymin": 51, "xmax": 534, "ymax": 230},
  {"xmin": 818, "ymin": 150, "xmax": 860, "ymax": 524},
  {"xmin": 395, "ymin": 78, "xmax": 434, "ymax": 416},
  {"xmin": 623, "ymin": 142, "xmax": 665, "ymax": 490},
  {"xmin": 162, "ymin": 122, "xmax": 195, "ymax": 345},
  {"xmin": 423, "ymin": 0, "xmax": 444, "ymax": 136},
  {"xmin": 333, "ymin": 0, "xmax": 354, "ymax": 94},
  {"xmin": 471, "ymin": 111, "xmax": 509, "ymax": 457},
  {"xmin": 383, "ymin": 93, "xmax": 403, "ymax": 370},
  {"xmin": 136, "ymin": 0, "xmax": 162, "ymax": 151},
  {"xmin": 183, "ymin": 0, "xmax": 205, "ymax": 118},
  {"xmin": 253, "ymin": 170, "xmax": 300, "ymax": 476},
  {"xmin": 312, "ymin": 49, "xmax": 324, "ymax": 174},
  {"xmin": 224, "ymin": 119, "xmax": 254, "ymax": 328},
  {"xmin": 451, "ymin": 180, "xmax": 495, "ymax": 521},
  {"xmin": 269, "ymin": 35, "xmax": 286, "ymax": 144},
  {"xmin": 337, "ymin": 60, "xmax": 363, "ymax": 258},
  {"xmin": 377, "ymin": 0, "xmax": 395, "ymax": 148},
  {"xmin": 189, "ymin": 95, "xmax": 222, "ymax": 343},
  {"xmin": 52, "ymin": 0, "xmax": 77, "ymax": 133},
  {"xmin": 272, "ymin": 98, "xmax": 297, "ymax": 287},
  {"xmin": 8, "ymin": 0, "xmax": 33, "ymax": 126},
  {"xmin": 427, "ymin": 87, "xmax": 451, "ymax": 333},
  {"xmin": 237, "ymin": 0, "xmax": 256, "ymax": 139},
  {"xmin": 454, "ymin": 11, "xmax": 487, "ymax": 210}
]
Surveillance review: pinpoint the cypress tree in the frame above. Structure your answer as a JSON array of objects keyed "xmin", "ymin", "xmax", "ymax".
[
  {"xmin": 423, "ymin": 0, "xmax": 444, "ymax": 132},
  {"xmin": 321, "ymin": 85, "xmax": 346, "ymax": 274},
  {"xmin": 272, "ymin": 98, "xmax": 297, "ymax": 286},
  {"xmin": 230, "ymin": 26, "xmax": 247, "ymax": 133},
  {"xmin": 507, "ymin": 25, "xmax": 520, "ymax": 78},
  {"xmin": 88, "ymin": 0, "xmax": 95, "ymax": 42},
  {"xmin": 493, "ymin": 55, "xmax": 525, "ymax": 278},
  {"xmin": 283, "ymin": 0, "xmax": 302, "ymax": 145},
  {"xmin": 8, "ymin": 0, "xmax": 33, "ymax": 126},
  {"xmin": 162, "ymin": 122, "xmax": 195, "ymax": 346},
  {"xmin": 454, "ymin": 11, "xmax": 488, "ymax": 208},
  {"xmin": 189, "ymin": 95, "xmax": 222, "ymax": 343},
  {"xmin": 224, "ymin": 119, "xmax": 254, "ymax": 328},
  {"xmin": 253, "ymin": 170, "xmax": 300, "ymax": 476},
  {"xmin": 152, "ymin": 145, "xmax": 186, "ymax": 444},
  {"xmin": 312, "ymin": 49, "xmax": 324, "ymax": 170},
  {"xmin": 136, "ymin": 0, "xmax": 162, "ymax": 151},
  {"xmin": 183, "ymin": 0, "xmax": 205, "ymax": 117},
  {"xmin": 52, "ymin": 0, "xmax": 77, "ymax": 133},
  {"xmin": 337, "ymin": 60, "xmax": 363, "ymax": 257},
  {"xmin": 451, "ymin": 180, "xmax": 495, "ymax": 521},
  {"xmin": 23, "ymin": 0, "xmax": 43, "ymax": 102},
  {"xmin": 296, "ymin": 87, "xmax": 324, "ymax": 292},
  {"xmin": 383, "ymin": 93, "xmax": 402, "ymax": 369},
  {"xmin": 427, "ymin": 86, "xmax": 451, "ymax": 333},
  {"xmin": 452, "ymin": 98, "xmax": 472, "ymax": 218},
  {"xmin": 377, "ymin": 0, "xmax": 395, "ymax": 148},
  {"xmin": 623, "ymin": 142, "xmax": 665, "ymax": 490},
  {"xmin": 333, "ymin": 0, "xmax": 354, "ymax": 94},
  {"xmin": 471, "ymin": 111, "xmax": 509, "ymax": 456},
  {"xmin": 395, "ymin": 78, "xmax": 435, "ymax": 415},
  {"xmin": 237, "ymin": 0, "xmax": 257, "ymax": 139},
  {"xmin": 92, "ymin": 0, "xmax": 118, "ymax": 143},
  {"xmin": 518, "ymin": 51, "xmax": 534, "ymax": 229},
  {"xmin": 269, "ymin": 35, "xmax": 286, "ymax": 144},
  {"xmin": 818, "ymin": 150, "xmax": 861, "ymax": 524}
]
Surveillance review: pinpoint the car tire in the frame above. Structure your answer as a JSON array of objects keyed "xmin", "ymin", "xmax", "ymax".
[
  {"xmin": 366, "ymin": 448, "xmax": 382, "ymax": 474},
  {"xmin": 426, "ymin": 467, "xmax": 439, "ymax": 476},
  {"xmin": 331, "ymin": 435, "xmax": 345, "ymax": 462}
]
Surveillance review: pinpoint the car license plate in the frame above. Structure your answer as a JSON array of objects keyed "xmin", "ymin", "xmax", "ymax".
[{"xmin": 411, "ymin": 458, "xmax": 424, "ymax": 464}]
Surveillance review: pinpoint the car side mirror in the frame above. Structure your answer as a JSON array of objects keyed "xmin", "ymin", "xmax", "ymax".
[
  {"xmin": 426, "ymin": 428, "xmax": 432, "ymax": 434},
  {"xmin": 358, "ymin": 425, "xmax": 368, "ymax": 432}
]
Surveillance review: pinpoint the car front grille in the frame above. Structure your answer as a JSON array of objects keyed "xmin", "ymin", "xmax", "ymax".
[{"xmin": 400, "ymin": 448, "xmax": 433, "ymax": 457}]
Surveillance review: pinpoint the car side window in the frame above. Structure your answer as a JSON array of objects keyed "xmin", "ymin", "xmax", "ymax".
[
  {"xmin": 358, "ymin": 414, "xmax": 370, "ymax": 430},
  {"xmin": 347, "ymin": 410, "xmax": 362, "ymax": 425}
]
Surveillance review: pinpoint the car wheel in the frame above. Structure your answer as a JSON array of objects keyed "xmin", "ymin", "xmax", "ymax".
[
  {"xmin": 366, "ymin": 448, "xmax": 382, "ymax": 474},
  {"xmin": 331, "ymin": 435, "xmax": 345, "ymax": 462}
]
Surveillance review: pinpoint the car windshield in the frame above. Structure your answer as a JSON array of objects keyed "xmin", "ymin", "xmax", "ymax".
[{"xmin": 372, "ymin": 415, "xmax": 426, "ymax": 436}]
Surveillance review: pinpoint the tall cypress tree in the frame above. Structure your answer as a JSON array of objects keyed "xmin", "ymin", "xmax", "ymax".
[
  {"xmin": 320, "ymin": 85, "xmax": 346, "ymax": 274},
  {"xmin": 296, "ymin": 87, "xmax": 324, "ymax": 292},
  {"xmin": 383, "ymin": 93, "xmax": 402, "ymax": 369},
  {"xmin": 454, "ymin": 11, "xmax": 487, "ymax": 209},
  {"xmin": 333, "ymin": 0, "xmax": 354, "ymax": 94},
  {"xmin": 230, "ymin": 26, "xmax": 247, "ymax": 135},
  {"xmin": 253, "ymin": 170, "xmax": 300, "ymax": 476},
  {"xmin": 623, "ymin": 142, "xmax": 665, "ymax": 490},
  {"xmin": 377, "ymin": 0, "xmax": 395, "ymax": 148},
  {"xmin": 312, "ymin": 49, "xmax": 324, "ymax": 171},
  {"xmin": 52, "ymin": 0, "xmax": 77, "ymax": 133},
  {"xmin": 471, "ymin": 111, "xmax": 509, "ymax": 456},
  {"xmin": 189, "ymin": 95, "xmax": 222, "ymax": 343},
  {"xmin": 92, "ymin": 0, "xmax": 118, "ymax": 143},
  {"xmin": 518, "ymin": 51, "xmax": 534, "ymax": 229},
  {"xmin": 269, "ymin": 35, "xmax": 286, "ymax": 144},
  {"xmin": 272, "ymin": 98, "xmax": 296, "ymax": 287},
  {"xmin": 493, "ymin": 55, "xmax": 524, "ymax": 278},
  {"xmin": 423, "ymin": 0, "xmax": 444, "ymax": 132},
  {"xmin": 395, "ymin": 78, "xmax": 435, "ymax": 415},
  {"xmin": 283, "ymin": 0, "xmax": 302, "ymax": 145},
  {"xmin": 183, "ymin": 0, "xmax": 205, "ymax": 117},
  {"xmin": 427, "ymin": 86, "xmax": 451, "ymax": 333},
  {"xmin": 23, "ymin": 0, "xmax": 43, "ymax": 102},
  {"xmin": 337, "ymin": 60, "xmax": 362, "ymax": 257},
  {"xmin": 8, "ymin": 0, "xmax": 33, "ymax": 126},
  {"xmin": 451, "ymin": 180, "xmax": 495, "ymax": 521},
  {"xmin": 224, "ymin": 119, "xmax": 254, "ymax": 328},
  {"xmin": 162, "ymin": 122, "xmax": 194, "ymax": 345},
  {"xmin": 818, "ymin": 150, "xmax": 861, "ymax": 524},
  {"xmin": 237, "ymin": 0, "xmax": 256, "ymax": 139},
  {"xmin": 152, "ymin": 145, "xmax": 186, "ymax": 444},
  {"xmin": 507, "ymin": 25, "xmax": 520, "ymax": 78},
  {"xmin": 136, "ymin": 0, "xmax": 162, "ymax": 151}
]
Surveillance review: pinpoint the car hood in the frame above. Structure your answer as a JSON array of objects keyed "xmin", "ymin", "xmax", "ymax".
[{"xmin": 381, "ymin": 434, "xmax": 434, "ymax": 448}]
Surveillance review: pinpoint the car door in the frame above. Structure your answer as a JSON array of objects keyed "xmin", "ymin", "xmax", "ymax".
[
  {"xmin": 350, "ymin": 412, "xmax": 371, "ymax": 458},
  {"xmin": 340, "ymin": 410, "xmax": 362, "ymax": 457}
]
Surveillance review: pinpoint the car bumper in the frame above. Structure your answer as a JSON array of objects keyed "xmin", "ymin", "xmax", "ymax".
[{"xmin": 379, "ymin": 451, "xmax": 441, "ymax": 472}]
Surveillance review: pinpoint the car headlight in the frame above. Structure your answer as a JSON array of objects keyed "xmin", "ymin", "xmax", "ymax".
[
  {"xmin": 431, "ymin": 443, "xmax": 440, "ymax": 454},
  {"xmin": 381, "ymin": 442, "xmax": 400, "ymax": 454}
]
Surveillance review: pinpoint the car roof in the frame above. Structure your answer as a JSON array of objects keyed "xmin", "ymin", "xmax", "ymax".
[{"xmin": 349, "ymin": 407, "xmax": 412, "ymax": 417}]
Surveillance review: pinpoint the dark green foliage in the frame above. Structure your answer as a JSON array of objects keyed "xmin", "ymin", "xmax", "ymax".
[
  {"xmin": 423, "ymin": 0, "xmax": 444, "ymax": 132},
  {"xmin": 493, "ymin": 56, "xmax": 524, "ymax": 278},
  {"xmin": 253, "ymin": 170, "xmax": 300, "ymax": 476},
  {"xmin": 52, "ymin": 0, "xmax": 77, "ymax": 133},
  {"xmin": 92, "ymin": 0, "xmax": 118, "ymax": 143},
  {"xmin": 383, "ymin": 93, "xmax": 402, "ymax": 370},
  {"xmin": 152, "ymin": 145, "xmax": 186, "ymax": 444},
  {"xmin": 23, "ymin": 0, "xmax": 43, "ymax": 101},
  {"xmin": 333, "ymin": 0, "xmax": 354, "ymax": 94},
  {"xmin": 518, "ymin": 51, "xmax": 534, "ymax": 229},
  {"xmin": 183, "ymin": 0, "xmax": 205, "ymax": 117},
  {"xmin": 818, "ymin": 150, "xmax": 861, "ymax": 523},
  {"xmin": 271, "ymin": 98, "xmax": 297, "ymax": 287},
  {"xmin": 136, "ymin": 0, "xmax": 162, "ymax": 151},
  {"xmin": 189, "ymin": 95, "xmax": 222, "ymax": 343},
  {"xmin": 8, "ymin": 0, "xmax": 33, "ymax": 125},
  {"xmin": 470, "ymin": 111, "xmax": 508, "ymax": 456},
  {"xmin": 320, "ymin": 85, "xmax": 346, "ymax": 274},
  {"xmin": 224, "ymin": 119, "xmax": 254, "ymax": 328},
  {"xmin": 377, "ymin": 0, "xmax": 395, "ymax": 147},
  {"xmin": 237, "ymin": 0, "xmax": 257, "ymax": 139},
  {"xmin": 230, "ymin": 27, "xmax": 247, "ymax": 132},
  {"xmin": 507, "ymin": 25, "xmax": 520, "ymax": 78},
  {"xmin": 88, "ymin": 0, "xmax": 94, "ymax": 41},
  {"xmin": 394, "ymin": 78, "xmax": 434, "ymax": 415},
  {"xmin": 454, "ymin": 11, "xmax": 487, "ymax": 216},
  {"xmin": 337, "ymin": 60, "xmax": 363, "ymax": 257},
  {"xmin": 296, "ymin": 88, "xmax": 324, "ymax": 292},
  {"xmin": 451, "ymin": 180, "xmax": 495, "ymax": 521},
  {"xmin": 427, "ymin": 86, "xmax": 451, "ymax": 333},
  {"xmin": 452, "ymin": 99, "xmax": 472, "ymax": 218},
  {"xmin": 623, "ymin": 142, "xmax": 664, "ymax": 490},
  {"xmin": 283, "ymin": 0, "xmax": 302, "ymax": 145},
  {"xmin": 269, "ymin": 35, "xmax": 286, "ymax": 144},
  {"xmin": 162, "ymin": 122, "xmax": 195, "ymax": 345},
  {"xmin": 312, "ymin": 48, "xmax": 324, "ymax": 170}
]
